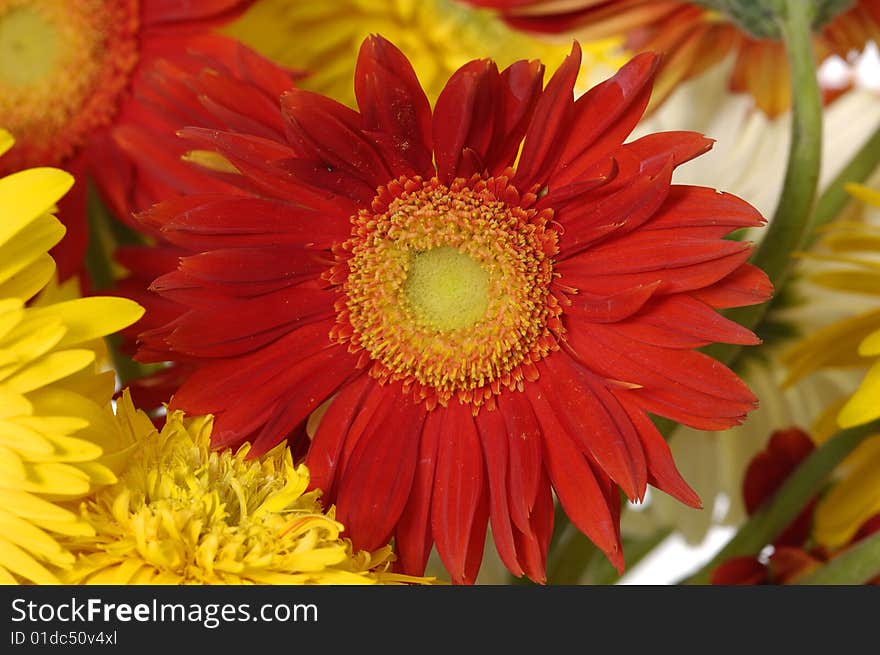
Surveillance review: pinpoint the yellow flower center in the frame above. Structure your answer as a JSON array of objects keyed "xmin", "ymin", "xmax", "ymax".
[
  {"xmin": 332, "ymin": 176, "xmax": 562, "ymax": 408},
  {"xmin": 0, "ymin": 0, "xmax": 140, "ymax": 170},
  {"xmin": 404, "ymin": 246, "xmax": 489, "ymax": 331}
]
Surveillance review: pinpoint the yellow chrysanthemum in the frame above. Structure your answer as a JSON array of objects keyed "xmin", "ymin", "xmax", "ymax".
[
  {"xmin": 223, "ymin": 0, "xmax": 624, "ymax": 106},
  {"xmin": 0, "ymin": 128, "xmax": 145, "ymax": 584},
  {"xmin": 62, "ymin": 392, "xmax": 434, "ymax": 585}
]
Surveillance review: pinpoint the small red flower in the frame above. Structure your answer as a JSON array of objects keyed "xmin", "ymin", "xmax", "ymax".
[
  {"xmin": 465, "ymin": 0, "xmax": 880, "ymax": 116},
  {"xmin": 131, "ymin": 36, "xmax": 771, "ymax": 583},
  {"xmin": 0, "ymin": 0, "xmax": 255, "ymax": 282},
  {"xmin": 711, "ymin": 428, "xmax": 880, "ymax": 585}
]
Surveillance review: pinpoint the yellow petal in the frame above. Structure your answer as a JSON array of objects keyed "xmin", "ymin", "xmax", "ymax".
[
  {"xmin": 809, "ymin": 270, "xmax": 880, "ymax": 296},
  {"xmin": 859, "ymin": 328, "xmax": 880, "ymax": 356},
  {"xmin": 0, "ymin": 488, "xmax": 77, "ymax": 522},
  {"xmin": 838, "ymin": 358, "xmax": 880, "ymax": 428},
  {"xmin": 0, "ymin": 420, "xmax": 55, "ymax": 457},
  {"xmin": 0, "ymin": 389, "xmax": 31, "ymax": 419},
  {"xmin": 4, "ymin": 349, "xmax": 95, "ymax": 393},
  {"xmin": 0, "ymin": 129, "xmax": 12, "ymax": 156},
  {"xmin": 29, "ymin": 517, "xmax": 95, "ymax": 538},
  {"xmin": 0, "ymin": 254, "xmax": 56, "ymax": 303},
  {"xmin": 0, "ymin": 168, "xmax": 72, "ymax": 244},
  {"xmin": 23, "ymin": 297, "xmax": 145, "ymax": 349},
  {"xmin": 0, "ymin": 508, "xmax": 73, "ymax": 566},
  {"xmin": 782, "ymin": 309, "xmax": 880, "ymax": 385},
  {"xmin": 20, "ymin": 461, "xmax": 92, "ymax": 496},
  {"xmin": 0, "ymin": 444, "xmax": 25, "ymax": 480},
  {"xmin": 0, "ymin": 213, "xmax": 65, "ymax": 287},
  {"xmin": 845, "ymin": 183, "xmax": 880, "ymax": 209},
  {"xmin": 0, "ymin": 535, "xmax": 60, "ymax": 584},
  {"xmin": 813, "ymin": 436, "xmax": 880, "ymax": 549}
]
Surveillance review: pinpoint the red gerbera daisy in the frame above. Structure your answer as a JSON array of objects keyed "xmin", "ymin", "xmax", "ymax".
[
  {"xmin": 132, "ymin": 35, "xmax": 772, "ymax": 583},
  {"xmin": 0, "ymin": 0, "xmax": 254, "ymax": 282},
  {"xmin": 464, "ymin": 0, "xmax": 880, "ymax": 116}
]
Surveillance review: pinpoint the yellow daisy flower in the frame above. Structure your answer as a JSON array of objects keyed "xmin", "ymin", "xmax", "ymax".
[
  {"xmin": 223, "ymin": 0, "xmax": 624, "ymax": 106},
  {"xmin": 780, "ymin": 183, "xmax": 880, "ymax": 550},
  {"xmin": 62, "ymin": 392, "xmax": 434, "ymax": 585},
  {"xmin": 0, "ymin": 128, "xmax": 145, "ymax": 584}
]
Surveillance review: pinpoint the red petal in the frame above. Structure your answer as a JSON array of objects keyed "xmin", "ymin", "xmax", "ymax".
[
  {"xmin": 484, "ymin": 59, "xmax": 545, "ymax": 174},
  {"xmin": 512, "ymin": 470, "xmax": 554, "ymax": 584},
  {"xmin": 496, "ymin": 391, "xmax": 543, "ymax": 536},
  {"xmin": 711, "ymin": 557, "xmax": 767, "ymax": 585},
  {"xmin": 476, "ymin": 407, "xmax": 524, "ymax": 578},
  {"xmin": 618, "ymin": 396, "xmax": 701, "ymax": 508},
  {"xmin": 539, "ymin": 356, "xmax": 648, "ymax": 501},
  {"xmin": 566, "ymin": 282, "xmax": 661, "ymax": 324},
  {"xmin": 513, "ymin": 42, "xmax": 582, "ymax": 190},
  {"xmin": 646, "ymin": 185, "xmax": 766, "ymax": 233},
  {"xmin": 395, "ymin": 408, "xmax": 444, "ymax": 576},
  {"xmin": 335, "ymin": 392, "xmax": 426, "ymax": 551},
  {"xmin": 431, "ymin": 403, "xmax": 488, "ymax": 585},
  {"xmin": 281, "ymin": 89, "xmax": 391, "ymax": 190},
  {"xmin": 619, "ymin": 131, "xmax": 714, "ymax": 176},
  {"xmin": 691, "ymin": 263, "xmax": 773, "ymax": 309},
  {"xmin": 306, "ymin": 373, "xmax": 373, "ymax": 498},
  {"xmin": 355, "ymin": 35, "xmax": 433, "ymax": 177},
  {"xmin": 433, "ymin": 59, "xmax": 498, "ymax": 184},
  {"xmin": 551, "ymin": 52, "xmax": 658, "ymax": 188},
  {"xmin": 525, "ymin": 382, "xmax": 621, "ymax": 562},
  {"xmin": 614, "ymin": 294, "xmax": 761, "ymax": 349}
]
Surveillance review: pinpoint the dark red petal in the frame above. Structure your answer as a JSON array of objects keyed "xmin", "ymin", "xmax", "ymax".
[
  {"xmin": 551, "ymin": 52, "xmax": 659, "ymax": 188},
  {"xmin": 335, "ymin": 392, "xmax": 426, "ymax": 552},
  {"xmin": 618, "ymin": 396, "xmax": 701, "ymax": 508},
  {"xmin": 476, "ymin": 407, "xmax": 524, "ymax": 578},
  {"xmin": 743, "ymin": 428, "xmax": 815, "ymax": 547},
  {"xmin": 281, "ymin": 89, "xmax": 392, "ymax": 189},
  {"xmin": 355, "ymin": 35, "xmax": 433, "ymax": 177},
  {"xmin": 525, "ymin": 383, "xmax": 621, "ymax": 563},
  {"xmin": 395, "ymin": 408, "xmax": 444, "ymax": 576},
  {"xmin": 140, "ymin": 0, "xmax": 249, "ymax": 26},
  {"xmin": 306, "ymin": 373, "xmax": 373, "ymax": 499},
  {"xmin": 431, "ymin": 403, "xmax": 488, "ymax": 585},
  {"xmin": 539, "ymin": 356, "xmax": 648, "ymax": 502},
  {"xmin": 156, "ymin": 195, "xmax": 350, "ymax": 250},
  {"xmin": 513, "ymin": 42, "xmax": 582, "ymax": 190},
  {"xmin": 711, "ymin": 557, "xmax": 767, "ymax": 585}
]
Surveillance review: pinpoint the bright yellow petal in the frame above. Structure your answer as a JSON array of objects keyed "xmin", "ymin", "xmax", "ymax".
[
  {"xmin": 0, "ymin": 536, "xmax": 60, "ymax": 584},
  {"xmin": 24, "ymin": 297, "xmax": 145, "ymax": 349},
  {"xmin": 0, "ymin": 509, "xmax": 73, "ymax": 566},
  {"xmin": 0, "ymin": 389, "xmax": 31, "ymax": 419},
  {"xmin": 0, "ymin": 168, "xmax": 72, "ymax": 244},
  {"xmin": 0, "ymin": 488, "xmax": 77, "ymax": 522},
  {"xmin": 0, "ymin": 254, "xmax": 56, "ymax": 303},
  {"xmin": 4, "ymin": 349, "xmax": 95, "ymax": 393},
  {"xmin": 0, "ymin": 214, "xmax": 65, "ymax": 287},
  {"xmin": 838, "ymin": 358, "xmax": 880, "ymax": 428}
]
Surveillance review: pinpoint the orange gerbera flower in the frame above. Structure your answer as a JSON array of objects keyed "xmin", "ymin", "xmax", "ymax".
[
  {"xmin": 0, "ymin": 0, "xmax": 254, "ymax": 281},
  {"xmin": 464, "ymin": 0, "xmax": 880, "ymax": 116},
  {"xmin": 124, "ymin": 36, "xmax": 771, "ymax": 584}
]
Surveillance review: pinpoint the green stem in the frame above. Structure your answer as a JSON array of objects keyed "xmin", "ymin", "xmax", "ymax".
[
  {"xmin": 682, "ymin": 419, "xmax": 880, "ymax": 585},
  {"xmin": 799, "ymin": 531, "xmax": 880, "ymax": 585},
  {"xmin": 705, "ymin": 0, "xmax": 824, "ymax": 369}
]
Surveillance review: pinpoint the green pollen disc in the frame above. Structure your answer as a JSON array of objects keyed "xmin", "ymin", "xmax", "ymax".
[
  {"xmin": 404, "ymin": 246, "xmax": 489, "ymax": 331},
  {"xmin": 0, "ymin": 7, "xmax": 59, "ymax": 86}
]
